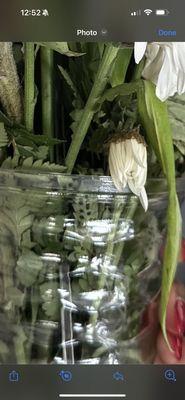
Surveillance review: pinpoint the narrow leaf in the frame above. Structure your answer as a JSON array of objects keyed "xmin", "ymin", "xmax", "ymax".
[
  {"xmin": 138, "ymin": 81, "xmax": 182, "ymax": 349},
  {"xmin": 110, "ymin": 48, "xmax": 132, "ymax": 87},
  {"xmin": 37, "ymin": 42, "xmax": 84, "ymax": 57},
  {"xmin": 58, "ymin": 65, "xmax": 79, "ymax": 98},
  {"xmin": 100, "ymin": 81, "xmax": 141, "ymax": 104}
]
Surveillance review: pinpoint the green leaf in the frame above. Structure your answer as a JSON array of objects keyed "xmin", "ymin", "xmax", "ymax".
[
  {"xmin": 6, "ymin": 287, "xmax": 25, "ymax": 307},
  {"xmin": 138, "ymin": 81, "xmax": 182, "ymax": 349},
  {"xmin": 22, "ymin": 157, "xmax": 34, "ymax": 167},
  {"xmin": 0, "ymin": 110, "xmax": 13, "ymax": 126},
  {"xmin": 37, "ymin": 42, "xmax": 84, "ymax": 57},
  {"xmin": 110, "ymin": 48, "xmax": 132, "ymax": 87},
  {"xmin": 9, "ymin": 126, "xmax": 63, "ymax": 147},
  {"xmin": 167, "ymin": 98, "xmax": 185, "ymax": 142},
  {"xmin": 174, "ymin": 140, "xmax": 185, "ymax": 155},
  {"xmin": 33, "ymin": 161, "xmax": 67, "ymax": 172},
  {"xmin": 17, "ymin": 145, "xmax": 37, "ymax": 158},
  {"xmin": 36, "ymin": 145, "xmax": 49, "ymax": 160},
  {"xmin": 70, "ymin": 109, "xmax": 84, "ymax": 134},
  {"xmin": 100, "ymin": 81, "xmax": 141, "ymax": 104},
  {"xmin": 1, "ymin": 154, "xmax": 67, "ymax": 172},
  {"xmin": 16, "ymin": 251, "xmax": 43, "ymax": 287},
  {"xmin": 22, "ymin": 157, "xmax": 67, "ymax": 172},
  {"xmin": 40, "ymin": 281, "xmax": 60, "ymax": 319},
  {"xmin": 1, "ymin": 154, "xmax": 20, "ymax": 169},
  {"xmin": 17, "ymin": 144, "xmax": 49, "ymax": 160},
  {"xmin": 58, "ymin": 65, "xmax": 79, "ymax": 98},
  {"xmin": 0, "ymin": 199, "xmax": 33, "ymax": 247}
]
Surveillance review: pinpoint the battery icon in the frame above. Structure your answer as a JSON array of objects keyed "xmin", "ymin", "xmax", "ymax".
[{"xmin": 156, "ymin": 9, "xmax": 170, "ymax": 16}]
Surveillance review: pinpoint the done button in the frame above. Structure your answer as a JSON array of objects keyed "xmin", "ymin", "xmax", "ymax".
[{"xmin": 158, "ymin": 29, "xmax": 177, "ymax": 36}]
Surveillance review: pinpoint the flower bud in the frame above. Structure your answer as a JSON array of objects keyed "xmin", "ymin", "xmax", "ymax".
[{"xmin": 108, "ymin": 129, "xmax": 148, "ymax": 211}]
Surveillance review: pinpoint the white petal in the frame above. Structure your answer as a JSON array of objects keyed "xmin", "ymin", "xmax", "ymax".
[
  {"xmin": 113, "ymin": 142, "xmax": 125, "ymax": 184},
  {"xmin": 127, "ymin": 178, "xmax": 140, "ymax": 196},
  {"xmin": 109, "ymin": 142, "xmax": 127, "ymax": 191},
  {"xmin": 134, "ymin": 42, "xmax": 147, "ymax": 64},
  {"xmin": 134, "ymin": 167, "xmax": 147, "ymax": 187},
  {"xmin": 141, "ymin": 42, "xmax": 185, "ymax": 101},
  {"xmin": 155, "ymin": 46, "xmax": 177, "ymax": 101},
  {"xmin": 172, "ymin": 43, "xmax": 185, "ymax": 94},
  {"xmin": 139, "ymin": 187, "xmax": 148, "ymax": 212},
  {"xmin": 109, "ymin": 145, "xmax": 123, "ymax": 191},
  {"xmin": 124, "ymin": 140, "xmax": 134, "ymax": 173},
  {"xmin": 172, "ymin": 43, "xmax": 185, "ymax": 72},
  {"xmin": 131, "ymin": 139, "xmax": 147, "ymax": 168},
  {"xmin": 142, "ymin": 45, "xmax": 164, "ymax": 85}
]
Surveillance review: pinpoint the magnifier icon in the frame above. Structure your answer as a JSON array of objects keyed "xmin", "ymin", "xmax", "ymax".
[{"xmin": 164, "ymin": 369, "xmax": 176, "ymax": 382}]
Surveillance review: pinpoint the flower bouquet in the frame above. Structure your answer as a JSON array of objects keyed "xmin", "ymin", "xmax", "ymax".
[{"xmin": 0, "ymin": 42, "xmax": 184, "ymax": 364}]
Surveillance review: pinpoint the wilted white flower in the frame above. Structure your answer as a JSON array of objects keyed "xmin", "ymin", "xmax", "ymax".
[
  {"xmin": 108, "ymin": 130, "xmax": 148, "ymax": 211},
  {"xmin": 134, "ymin": 42, "xmax": 185, "ymax": 101}
]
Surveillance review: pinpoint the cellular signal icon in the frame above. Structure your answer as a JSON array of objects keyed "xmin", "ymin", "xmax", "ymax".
[{"xmin": 130, "ymin": 10, "xmax": 141, "ymax": 16}]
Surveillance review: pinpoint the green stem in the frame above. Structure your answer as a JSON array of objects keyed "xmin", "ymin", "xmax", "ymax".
[
  {"xmin": 91, "ymin": 197, "xmax": 139, "ymax": 359},
  {"xmin": 27, "ymin": 285, "xmax": 39, "ymax": 361},
  {"xmin": 90, "ymin": 198, "xmax": 125, "ymax": 326},
  {"xmin": 113, "ymin": 198, "xmax": 138, "ymax": 266},
  {"xmin": 65, "ymin": 44, "xmax": 119, "ymax": 172},
  {"xmin": 41, "ymin": 47, "xmax": 54, "ymax": 162},
  {"xmin": 13, "ymin": 329, "xmax": 27, "ymax": 364},
  {"xmin": 90, "ymin": 196, "xmax": 138, "ymax": 329},
  {"xmin": 24, "ymin": 43, "xmax": 35, "ymax": 132}
]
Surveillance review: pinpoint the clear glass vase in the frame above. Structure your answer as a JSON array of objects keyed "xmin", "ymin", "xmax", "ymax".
[{"xmin": 0, "ymin": 170, "xmax": 184, "ymax": 365}]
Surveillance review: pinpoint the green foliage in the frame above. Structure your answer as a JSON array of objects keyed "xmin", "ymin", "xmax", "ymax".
[
  {"xmin": 1, "ymin": 154, "xmax": 67, "ymax": 172},
  {"xmin": 73, "ymin": 194, "xmax": 99, "ymax": 225},
  {"xmin": 0, "ymin": 198, "xmax": 33, "ymax": 246},
  {"xmin": 9, "ymin": 125, "xmax": 62, "ymax": 146}
]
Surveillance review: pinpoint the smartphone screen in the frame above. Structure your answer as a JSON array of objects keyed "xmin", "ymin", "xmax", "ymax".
[{"xmin": 0, "ymin": 0, "xmax": 185, "ymax": 399}]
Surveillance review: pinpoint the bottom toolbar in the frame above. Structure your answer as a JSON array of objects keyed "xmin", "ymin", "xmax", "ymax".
[{"xmin": 0, "ymin": 365, "xmax": 184, "ymax": 400}]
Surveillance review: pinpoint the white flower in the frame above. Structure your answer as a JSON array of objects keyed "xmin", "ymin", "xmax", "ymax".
[
  {"xmin": 108, "ymin": 132, "xmax": 148, "ymax": 211},
  {"xmin": 134, "ymin": 42, "xmax": 185, "ymax": 101}
]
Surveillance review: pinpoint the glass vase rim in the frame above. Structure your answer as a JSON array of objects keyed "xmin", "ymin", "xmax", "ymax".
[{"xmin": 0, "ymin": 168, "xmax": 184, "ymax": 194}]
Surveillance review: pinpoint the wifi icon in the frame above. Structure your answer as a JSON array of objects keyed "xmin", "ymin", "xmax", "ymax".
[{"xmin": 144, "ymin": 9, "xmax": 153, "ymax": 15}]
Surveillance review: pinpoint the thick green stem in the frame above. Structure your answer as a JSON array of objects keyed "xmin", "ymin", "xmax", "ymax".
[
  {"xmin": 24, "ymin": 43, "xmax": 35, "ymax": 132},
  {"xmin": 65, "ymin": 44, "xmax": 119, "ymax": 172},
  {"xmin": 41, "ymin": 47, "xmax": 54, "ymax": 162}
]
